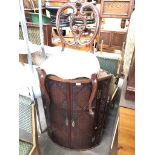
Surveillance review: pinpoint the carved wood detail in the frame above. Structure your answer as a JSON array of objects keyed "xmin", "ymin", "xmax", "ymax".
[{"xmin": 56, "ymin": 0, "xmax": 100, "ymax": 52}]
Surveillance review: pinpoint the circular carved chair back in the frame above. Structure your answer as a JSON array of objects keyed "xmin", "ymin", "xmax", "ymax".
[{"xmin": 56, "ymin": 0, "xmax": 100, "ymax": 52}]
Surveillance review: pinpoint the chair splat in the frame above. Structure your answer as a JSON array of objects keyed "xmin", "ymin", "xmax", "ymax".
[{"xmin": 56, "ymin": 0, "xmax": 99, "ymax": 52}]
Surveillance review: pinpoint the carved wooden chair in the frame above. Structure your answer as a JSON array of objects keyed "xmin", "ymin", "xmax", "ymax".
[
  {"xmin": 19, "ymin": 95, "xmax": 40, "ymax": 155},
  {"xmin": 36, "ymin": 0, "xmax": 114, "ymax": 150}
]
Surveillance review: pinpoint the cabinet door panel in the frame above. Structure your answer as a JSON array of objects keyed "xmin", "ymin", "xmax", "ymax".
[
  {"xmin": 45, "ymin": 79, "xmax": 71, "ymax": 148},
  {"xmin": 71, "ymin": 111, "xmax": 95, "ymax": 149},
  {"xmin": 49, "ymin": 107, "xmax": 70, "ymax": 147},
  {"xmin": 70, "ymin": 83, "xmax": 95, "ymax": 149},
  {"xmin": 70, "ymin": 78, "xmax": 112, "ymax": 149}
]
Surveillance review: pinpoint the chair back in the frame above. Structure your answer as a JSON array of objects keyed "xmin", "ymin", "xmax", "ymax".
[{"xmin": 56, "ymin": 0, "xmax": 100, "ymax": 52}]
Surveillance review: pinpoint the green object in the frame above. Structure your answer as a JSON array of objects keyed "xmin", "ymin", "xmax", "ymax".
[
  {"xmin": 96, "ymin": 56, "xmax": 119, "ymax": 76},
  {"xmin": 19, "ymin": 141, "xmax": 33, "ymax": 155},
  {"xmin": 29, "ymin": 12, "xmax": 51, "ymax": 24}
]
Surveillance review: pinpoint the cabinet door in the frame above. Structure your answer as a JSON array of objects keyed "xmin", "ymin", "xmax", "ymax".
[
  {"xmin": 70, "ymin": 83, "xmax": 96, "ymax": 149},
  {"xmin": 71, "ymin": 110, "xmax": 95, "ymax": 149},
  {"xmin": 45, "ymin": 80, "xmax": 71, "ymax": 148},
  {"xmin": 70, "ymin": 77, "xmax": 112, "ymax": 149}
]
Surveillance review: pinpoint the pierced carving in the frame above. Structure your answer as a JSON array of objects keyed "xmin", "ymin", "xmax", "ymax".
[{"xmin": 56, "ymin": 0, "xmax": 99, "ymax": 52}]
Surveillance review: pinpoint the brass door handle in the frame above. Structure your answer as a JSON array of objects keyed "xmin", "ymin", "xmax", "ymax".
[
  {"xmin": 65, "ymin": 117, "xmax": 69, "ymax": 126},
  {"xmin": 72, "ymin": 120, "xmax": 75, "ymax": 127}
]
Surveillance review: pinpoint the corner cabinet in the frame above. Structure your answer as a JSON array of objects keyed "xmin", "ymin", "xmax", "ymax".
[
  {"xmin": 37, "ymin": 69, "xmax": 112, "ymax": 149},
  {"xmin": 46, "ymin": 75, "xmax": 112, "ymax": 149}
]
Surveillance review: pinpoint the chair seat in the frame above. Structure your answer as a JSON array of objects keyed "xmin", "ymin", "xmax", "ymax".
[
  {"xmin": 95, "ymin": 51, "xmax": 121, "ymax": 60},
  {"xmin": 95, "ymin": 52, "xmax": 121, "ymax": 75},
  {"xmin": 40, "ymin": 50, "xmax": 100, "ymax": 79}
]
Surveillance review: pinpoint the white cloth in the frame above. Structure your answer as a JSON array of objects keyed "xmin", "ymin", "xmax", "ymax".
[
  {"xmin": 19, "ymin": 62, "xmax": 41, "ymax": 97},
  {"xmin": 40, "ymin": 50, "xmax": 100, "ymax": 79},
  {"xmin": 43, "ymin": 45, "xmax": 62, "ymax": 55},
  {"xmin": 18, "ymin": 40, "xmax": 41, "ymax": 54}
]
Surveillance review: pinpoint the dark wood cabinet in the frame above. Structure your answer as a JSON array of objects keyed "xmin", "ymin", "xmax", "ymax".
[{"xmin": 37, "ymin": 69, "xmax": 112, "ymax": 149}]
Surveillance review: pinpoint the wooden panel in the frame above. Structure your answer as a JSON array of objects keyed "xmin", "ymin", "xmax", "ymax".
[
  {"xmin": 45, "ymin": 79, "xmax": 71, "ymax": 148},
  {"xmin": 111, "ymin": 31, "xmax": 127, "ymax": 50},
  {"xmin": 99, "ymin": 31, "xmax": 111, "ymax": 48},
  {"xmin": 70, "ymin": 77, "xmax": 112, "ymax": 149},
  {"xmin": 71, "ymin": 111, "xmax": 95, "ymax": 149},
  {"xmin": 100, "ymin": 0, "xmax": 134, "ymax": 19},
  {"xmin": 97, "ymin": 30, "xmax": 127, "ymax": 51},
  {"xmin": 118, "ymin": 107, "xmax": 135, "ymax": 155}
]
